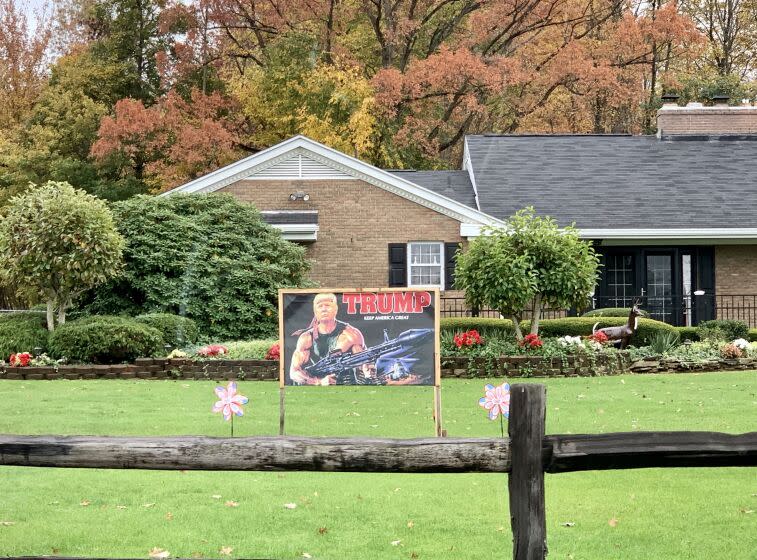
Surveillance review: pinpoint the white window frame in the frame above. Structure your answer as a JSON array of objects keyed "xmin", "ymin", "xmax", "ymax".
[{"xmin": 407, "ymin": 241, "xmax": 444, "ymax": 289}]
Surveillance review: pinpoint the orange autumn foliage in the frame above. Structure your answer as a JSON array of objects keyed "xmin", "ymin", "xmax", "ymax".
[{"xmin": 91, "ymin": 88, "xmax": 240, "ymax": 190}]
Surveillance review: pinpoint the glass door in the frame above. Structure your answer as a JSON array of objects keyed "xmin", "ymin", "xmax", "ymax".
[{"xmin": 645, "ymin": 253, "xmax": 674, "ymax": 324}]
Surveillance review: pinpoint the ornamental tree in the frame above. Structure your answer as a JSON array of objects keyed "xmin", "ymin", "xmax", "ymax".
[
  {"xmin": 0, "ymin": 181, "xmax": 124, "ymax": 331},
  {"xmin": 454, "ymin": 208, "xmax": 599, "ymax": 341}
]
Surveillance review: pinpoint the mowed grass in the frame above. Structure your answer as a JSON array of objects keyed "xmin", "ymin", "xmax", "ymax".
[{"xmin": 0, "ymin": 372, "xmax": 755, "ymax": 559}]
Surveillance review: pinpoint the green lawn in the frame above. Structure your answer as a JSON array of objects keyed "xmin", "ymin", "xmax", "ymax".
[{"xmin": 0, "ymin": 372, "xmax": 755, "ymax": 559}]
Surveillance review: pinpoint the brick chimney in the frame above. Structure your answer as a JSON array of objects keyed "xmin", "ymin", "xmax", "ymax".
[{"xmin": 657, "ymin": 99, "xmax": 757, "ymax": 137}]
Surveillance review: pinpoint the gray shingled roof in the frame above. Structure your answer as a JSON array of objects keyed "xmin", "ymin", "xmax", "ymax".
[
  {"xmin": 388, "ymin": 170, "xmax": 476, "ymax": 209},
  {"xmin": 464, "ymin": 134, "xmax": 757, "ymax": 229}
]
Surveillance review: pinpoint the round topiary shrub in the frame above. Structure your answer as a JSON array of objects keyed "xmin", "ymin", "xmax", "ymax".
[
  {"xmin": 135, "ymin": 313, "xmax": 199, "ymax": 347},
  {"xmin": 49, "ymin": 315, "xmax": 164, "ymax": 364},
  {"xmin": 0, "ymin": 312, "xmax": 49, "ymax": 359},
  {"xmin": 583, "ymin": 307, "xmax": 651, "ymax": 318}
]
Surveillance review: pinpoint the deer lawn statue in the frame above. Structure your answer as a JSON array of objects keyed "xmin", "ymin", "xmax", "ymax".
[{"xmin": 592, "ymin": 301, "xmax": 643, "ymax": 349}]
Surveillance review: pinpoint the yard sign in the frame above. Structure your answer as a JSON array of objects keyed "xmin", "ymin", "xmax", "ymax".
[{"xmin": 278, "ymin": 288, "xmax": 442, "ymax": 435}]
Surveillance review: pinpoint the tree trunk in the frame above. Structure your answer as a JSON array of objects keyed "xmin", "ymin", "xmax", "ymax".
[
  {"xmin": 57, "ymin": 302, "xmax": 67, "ymax": 326},
  {"xmin": 511, "ymin": 314, "xmax": 524, "ymax": 340},
  {"xmin": 46, "ymin": 300, "xmax": 55, "ymax": 332},
  {"xmin": 530, "ymin": 294, "xmax": 542, "ymax": 335}
]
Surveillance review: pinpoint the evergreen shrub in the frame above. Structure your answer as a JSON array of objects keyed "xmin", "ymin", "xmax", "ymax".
[
  {"xmin": 523, "ymin": 317, "xmax": 678, "ymax": 345},
  {"xmin": 440, "ymin": 317, "xmax": 514, "ymax": 338},
  {"xmin": 676, "ymin": 326, "xmax": 700, "ymax": 341},
  {"xmin": 49, "ymin": 316, "xmax": 164, "ymax": 363},
  {"xmin": 697, "ymin": 320, "xmax": 749, "ymax": 342},
  {"xmin": 0, "ymin": 312, "xmax": 49, "ymax": 358},
  {"xmin": 583, "ymin": 307, "xmax": 650, "ymax": 318},
  {"xmin": 135, "ymin": 313, "xmax": 199, "ymax": 347}
]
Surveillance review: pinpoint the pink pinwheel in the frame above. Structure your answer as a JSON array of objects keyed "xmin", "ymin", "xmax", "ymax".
[
  {"xmin": 479, "ymin": 383, "xmax": 510, "ymax": 420},
  {"xmin": 212, "ymin": 381, "xmax": 248, "ymax": 422}
]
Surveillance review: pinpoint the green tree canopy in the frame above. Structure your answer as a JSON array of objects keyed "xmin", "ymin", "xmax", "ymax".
[
  {"xmin": 0, "ymin": 181, "xmax": 124, "ymax": 331},
  {"xmin": 454, "ymin": 208, "xmax": 599, "ymax": 340},
  {"xmin": 81, "ymin": 193, "xmax": 311, "ymax": 340}
]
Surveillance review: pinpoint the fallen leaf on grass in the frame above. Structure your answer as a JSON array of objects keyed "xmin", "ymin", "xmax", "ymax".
[
  {"xmin": 0, "ymin": 521, "xmax": 16, "ymax": 526},
  {"xmin": 608, "ymin": 518, "xmax": 619, "ymax": 527},
  {"xmin": 561, "ymin": 522, "xmax": 575, "ymax": 527},
  {"xmin": 284, "ymin": 503, "xmax": 297, "ymax": 509},
  {"xmin": 411, "ymin": 553, "xmax": 419, "ymax": 559},
  {"xmin": 318, "ymin": 527, "xmax": 328, "ymax": 535},
  {"xmin": 302, "ymin": 553, "xmax": 312, "ymax": 559},
  {"xmin": 48, "ymin": 501, "xmax": 59, "ymax": 505},
  {"xmin": 407, "ymin": 521, "xmax": 414, "ymax": 528},
  {"xmin": 80, "ymin": 500, "xmax": 91, "ymax": 507},
  {"xmin": 225, "ymin": 501, "xmax": 239, "ymax": 507},
  {"xmin": 211, "ymin": 495, "xmax": 222, "ymax": 500},
  {"xmin": 219, "ymin": 546, "xmax": 233, "ymax": 555},
  {"xmin": 391, "ymin": 540, "xmax": 402, "ymax": 546},
  {"xmin": 143, "ymin": 503, "xmax": 155, "ymax": 508},
  {"xmin": 739, "ymin": 508, "xmax": 754, "ymax": 514},
  {"xmin": 148, "ymin": 547, "xmax": 170, "ymax": 558},
  {"xmin": 165, "ymin": 512, "xmax": 173, "ymax": 521},
  {"xmin": 51, "ymin": 548, "xmax": 60, "ymax": 554}
]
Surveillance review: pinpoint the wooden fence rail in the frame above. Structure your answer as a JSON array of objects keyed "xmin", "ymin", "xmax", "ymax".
[{"xmin": 1, "ymin": 384, "xmax": 756, "ymax": 560}]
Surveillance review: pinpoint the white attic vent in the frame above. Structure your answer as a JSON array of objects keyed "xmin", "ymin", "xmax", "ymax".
[{"xmin": 252, "ymin": 153, "xmax": 353, "ymax": 179}]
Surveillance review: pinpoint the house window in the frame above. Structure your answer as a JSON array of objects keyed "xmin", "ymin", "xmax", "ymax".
[
  {"xmin": 407, "ymin": 242, "xmax": 444, "ymax": 288},
  {"xmin": 606, "ymin": 254, "xmax": 634, "ymax": 307}
]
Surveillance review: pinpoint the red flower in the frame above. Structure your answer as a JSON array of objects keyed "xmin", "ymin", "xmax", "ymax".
[
  {"xmin": 197, "ymin": 344, "xmax": 229, "ymax": 358},
  {"xmin": 265, "ymin": 342, "xmax": 280, "ymax": 360},
  {"xmin": 590, "ymin": 331, "xmax": 609, "ymax": 344},
  {"xmin": 454, "ymin": 330, "xmax": 483, "ymax": 349},
  {"xmin": 518, "ymin": 334, "xmax": 543, "ymax": 350},
  {"xmin": 9, "ymin": 352, "xmax": 31, "ymax": 367}
]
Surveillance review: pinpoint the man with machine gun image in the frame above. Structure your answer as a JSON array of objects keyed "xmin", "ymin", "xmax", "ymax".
[{"xmin": 288, "ymin": 292, "xmax": 431, "ymax": 385}]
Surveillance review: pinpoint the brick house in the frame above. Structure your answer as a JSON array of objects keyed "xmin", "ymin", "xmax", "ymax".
[{"xmin": 165, "ymin": 101, "xmax": 757, "ymax": 326}]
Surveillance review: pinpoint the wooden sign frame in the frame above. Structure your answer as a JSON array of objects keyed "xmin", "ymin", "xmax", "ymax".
[{"xmin": 277, "ymin": 288, "xmax": 442, "ymax": 436}]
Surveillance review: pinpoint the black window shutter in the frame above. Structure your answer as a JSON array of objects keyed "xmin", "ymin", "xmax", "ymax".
[
  {"xmin": 388, "ymin": 243, "xmax": 407, "ymax": 287},
  {"xmin": 445, "ymin": 242, "xmax": 459, "ymax": 290}
]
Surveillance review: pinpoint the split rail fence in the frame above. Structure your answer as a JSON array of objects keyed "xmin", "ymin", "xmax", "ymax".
[{"xmin": 1, "ymin": 384, "xmax": 756, "ymax": 560}]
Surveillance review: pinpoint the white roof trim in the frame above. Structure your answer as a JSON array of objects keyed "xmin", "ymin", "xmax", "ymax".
[
  {"xmin": 462, "ymin": 224, "xmax": 757, "ymax": 240},
  {"xmin": 270, "ymin": 223, "xmax": 319, "ymax": 241},
  {"xmin": 462, "ymin": 138, "xmax": 482, "ymax": 212},
  {"xmin": 162, "ymin": 135, "xmax": 502, "ymax": 226},
  {"xmin": 581, "ymin": 228, "xmax": 757, "ymax": 239}
]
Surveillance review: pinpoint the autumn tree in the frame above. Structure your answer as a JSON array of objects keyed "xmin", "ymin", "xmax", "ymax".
[
  {"xmin": 90, "ymin": 88, "xmax": 239, "ymax": 191},
  {"xmin": 680, "ymin": 0, "xmax": 757, "ymax": 78},
  {"xmin": 0, "ymin": 0, "xmax": 52, "ymax": 129},
  {"xmin": 454, "ymin": 208, "xmax": 599, "ymax": 340},
  {"xmin": 0, "ymin": 181, "xmax": 124, "ymax": 331},
  {"xmin": 228, "ymin": 33, "xmax": 384, "ymax": 162}
]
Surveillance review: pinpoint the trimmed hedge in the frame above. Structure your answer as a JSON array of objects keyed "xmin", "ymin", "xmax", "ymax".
[
  {"xmin": 135, "ymin": 313, "xmax": 199, "ymax": 347},
  {"xmin": 582, "ymin": 307, "xmax": 651, "ymax": 318},
  {"xmin": 522, "ymin": 317, "xmax": 678, "ymax": 345},
  {"xmin": 0, "ymin": 312, "xmax": 49, "ymax": 358},
  {"xmin": 49, "ymin": 315, "xmax": 164, "ymax": 364},
  {"xmin": 441, "ymin": 316, "xmax": 676, "ymax": 346},
  {"xmin": 749, "ymin": 328, "xmax": 757, "ymax": 342},
  {"xmin": 676, "ymin": 326, "xmax": 699, "ymax": 341},
  {"xmin": 440, "ymin": 317, "xmax": 514, "ymax": 338}
]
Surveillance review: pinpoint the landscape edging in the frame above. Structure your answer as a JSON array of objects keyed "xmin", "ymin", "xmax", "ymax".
[{"xmin": 0, "ymin": 354, "xmax": 754, "ymax": 380}]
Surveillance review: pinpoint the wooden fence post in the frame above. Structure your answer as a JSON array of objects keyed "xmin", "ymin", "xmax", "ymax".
[{"xmin": 508, "ymin": 383, "xmax": 547, "ymax": 560}]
